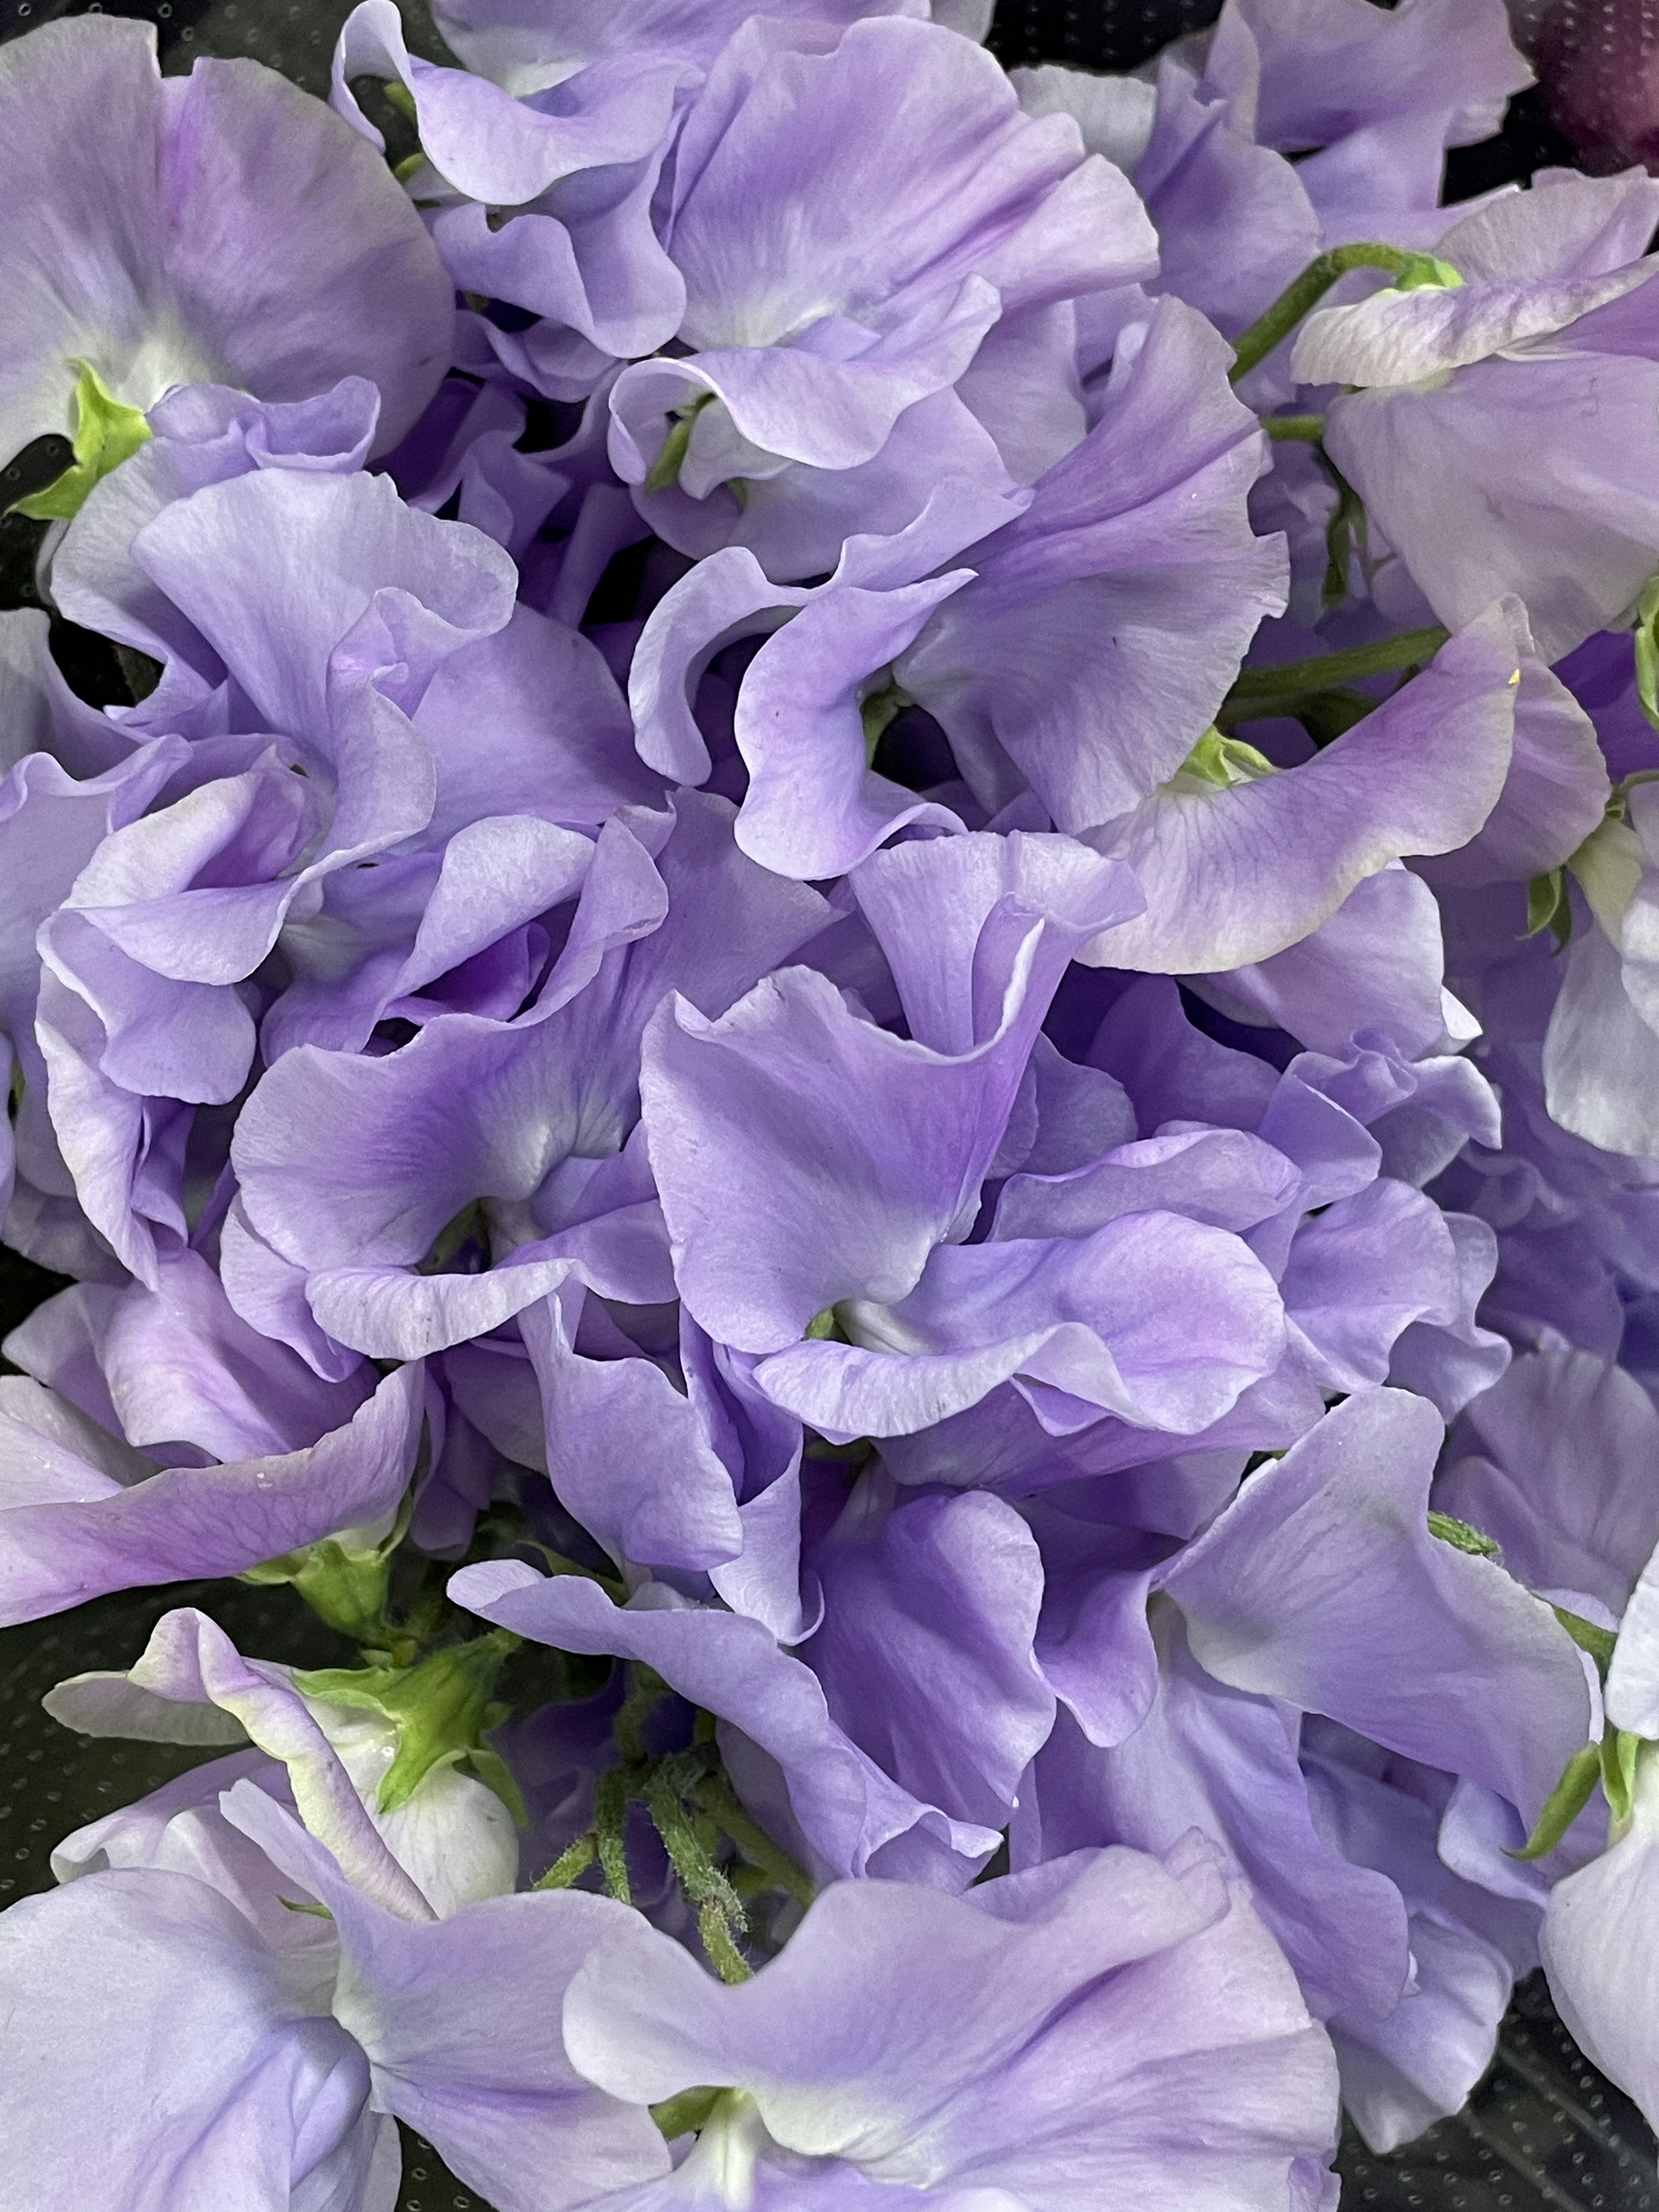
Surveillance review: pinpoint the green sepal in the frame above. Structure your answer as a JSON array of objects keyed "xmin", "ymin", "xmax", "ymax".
[
  {"xmin": 650, "ymin": 2086, "xmax": 723, "ymax": 2141},
  {"xmin": 1551, "ymin": 1603, "xmax": 1619, "ymax": 1681},
  {"xmin": 860, "ymin": 682, "xmax": 909, "ymax": 764},
  {"xmin": 463, "ymin": 1744, "xmax": 530, "ymax": 1827},
  {"xmin": 1398, "ymin": 256, "xmax": 1465, "ymax": 292},
  {"xmin": 242, "ymin": 1535, "xmax": 393, "ymax": 1644},
  {"xmin": 1176, "ymin": 726, "xmax": 1276, "ymax": 790},
  {"xmin": 295, "ymin": 1628, "xmax": 521, "ymax": 1815},
  {"xmin": 804, "ymin": 1306, "xmax": 850, "ymax": 1342},
  {"xmin": 280, "ymin": 1895, "xmax": 334, "ymax": 1920},
  {"xmin": 645, "ymin": 392, "xmax": 715, "ymax": 494},
  {"xmin": 1426, "ymin": 1510, "xmax": 1501, "ymax": 1559},
  {"xmin": 1525, "ymin": 868, "xmax": 1572, "ymax": 951},
  {"xmin": 1508, "ymin": 1742, "xmax": 1601, "ymax": 1860},
  {"xmin": 10, "ymin": 362, "xmax": 153, "ymax": 521},
  {"xmin": 1602, "ymin": 1726, "xmax": 1641, "ymax": 1826}
]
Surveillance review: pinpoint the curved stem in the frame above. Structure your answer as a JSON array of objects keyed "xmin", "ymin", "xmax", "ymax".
[
  {"xmin": 1221, "ymin": 624, "xmax": 1449, "ymax": 721},
  {"xmin": 1229, "ymin": 244, "xmax": 1461, "ymax": 383}
]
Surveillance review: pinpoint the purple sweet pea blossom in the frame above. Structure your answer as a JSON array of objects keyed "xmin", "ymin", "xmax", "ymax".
[
  {"xmin": 43, "ymin": 1604, "xmax": 523, "ymax": 1919},
  {"xmin": 1301, "ymin": 173, "xmax": 1659, "ymax": 662},
  {"xmin": 1015, "ymin": 1388, "xmax": 1591, "ymax": 2145},
  {"xmin": 0, "ymin": 1344, "xmax": 416, "ymax": 1628},
  {"xmin": 0, "ymin": 16, "xmax": 451, "ymax": 467},
  {"xmin": 607, "ymin": 13, "xmax": 1157, "ymax": 572},
  {"xmin": 557, "ymin": 1834, "xmax": 1339, "ymax": 2209},
  {"xmin": 450, "ymin": 1557, "xmax": 1009, "ymax": 1886},
  {"xmin": 0, "ymin": 1773, "xmax": 667, "ymax": 2212},
  {"xmin": 642, "ymin": 832, "xmax": 1300, "ymax": 1444},
  {"xmin": 1541, "ymin": 1747, "xmax": 1659, "ymax": 2140},
  {"xmin": 1078, "ymin": 601, "xmax": 1526, "ymax": 976},
  {"xmin": 231, "ymin": 793, "xmax": 830, "ymax": 1360}
]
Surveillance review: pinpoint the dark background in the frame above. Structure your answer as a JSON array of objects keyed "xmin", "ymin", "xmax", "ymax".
[{"xmin": 0, "ymin": 3, "xmax": 1652, "ymax": 2207}]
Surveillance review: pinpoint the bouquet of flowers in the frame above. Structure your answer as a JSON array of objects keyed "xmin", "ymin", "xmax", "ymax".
[{"xmin": 2, "ymin": 0, "xmax": 1659, "ymax": 2202}]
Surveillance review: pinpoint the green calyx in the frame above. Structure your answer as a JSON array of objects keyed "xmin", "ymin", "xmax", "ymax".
[
  {"xmin": 645, "ymin": 391, "xmax": 717, "ymax": 495},
  {"xmin": 860, "ymin": 680, "xmax": 911, "ymax": 764},
  {"xmin": 1634, "ymin": 575, "xmax": 1659, "ymax": 737},
  {"xmin": 650, "ymin": 2085, "xmax": 726, "ymax": 2142},
  {"xmin": 1525, "ymin": 867, "xmax": 1573, "ymax": 953},
  {"xmin": 294, "ymin": 1627, "xmax": 525, "ymax": 1820},
  {"xmin": 242, "ymin": 1489, "xmax": 415, "ymax": 1646},
  {"xmin": 1426, "ymin": 1510, "xmax": 1501, "ymax": 1559},
  {"xmin": 9, "ymin": 361, "xmax": 153, "ymax": 521},
  {"xmin": 1510, "ymin": 1729, "xmax": 1644, "ymax": 1861},
  {"xmin": 1229, "ymin": 243, "xmax": 1463, "ymax": 385},
  {"xmin": 1173, "ymin": 726, "xmax": 1276, "ymax": 792}
]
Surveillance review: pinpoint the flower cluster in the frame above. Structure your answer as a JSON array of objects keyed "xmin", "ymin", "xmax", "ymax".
[{"xmin": 3, "ymin": 0, "xmax": 1659, "ymax": 2203}]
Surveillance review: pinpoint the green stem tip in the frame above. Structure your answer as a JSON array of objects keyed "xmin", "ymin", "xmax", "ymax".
[{"xmin": 1229, "ymin": 244, "xmax": 1462, "ymax": 384}]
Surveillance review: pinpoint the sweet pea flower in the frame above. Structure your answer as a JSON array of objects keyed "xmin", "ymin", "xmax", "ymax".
[
  {"xmin": 44, "ymin": 1606, "xmax": 518, "ymax": 1919},
  {"xmin": 1018, "ymin": 1389, "xmax": 1592, "ymax": 2148},
  {"xmin": 0, "ymin": 1285, "xmax": 416, "ymax": 1626},
  {"xmin": 0, "ymin": 1775, "xmax": 666, "ymax": 2211},
  {"xmin": 631, "ymin": 295, "xmax": 1287, "ymax": 880},
  {"xmin": 641, "ymin": 832, "xmax": 1297, "ymax": 1446},
  {"xmin": 607, "ymin": 13, "xmax": 1157, "ymax": 578},
  {"xmin": 1297, "ymin": 171, "xmax": 1659, "ymax": 663},
  {"xmin": 556, "ymin": 1834, "xmax": 1340, "ymax": 2210},
  {"xmin": 0, "ymin": 16, "xmax": 451, "ymax": 477}
]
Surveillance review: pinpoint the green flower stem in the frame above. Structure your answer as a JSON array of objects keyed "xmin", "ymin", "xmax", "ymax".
[
  {"xmin": 695, "ymin": 1769, "xmax": 817, "ymax": 1907},
  {"xmin": 1262, "ymin": 413, "xmax": 1328, "ymax": 442},
  {"xmin": 594, "ymin": 1767, "xmax": 634, "ymax": 1906},
  {"xmin": 534, "ymin": 1831, "xmax": 598, "ymax": 1891},
  {"xmin": 1228, "ymin": 244, "xmax": 1462, "ymax": 384},
  {"xmin": 1219, "ymin": 624, "xmax": 1449, "ymax": 728},
  {"xmin": 614, "ymin": 1663, "xmax": 671, "ymax": 1764},
  {"xmin": 647, "ymin": 1770, "xmax": 753, "ymax": 1984}
]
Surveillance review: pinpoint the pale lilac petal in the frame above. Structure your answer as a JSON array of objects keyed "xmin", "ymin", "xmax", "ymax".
[
  {"xmin": 0, "ymin": 1364, "xmax": 422, "ymax": 1627},
  {"xmin": 1163, "ymin": 1390, "xmax": 1592, "ymax": 1823},
  {"xmin": 1088, "ymin": 603, "xmax": 1521, "ymax": 973},
  {"xmin": 1541, "ymin": 1756, "xmax": 1659, "ymax": 2133},
  {"xmin": 223, "ymin": 1782, "xmax": 672, "ymax": 2212},
  {"xmin": 0, "ymin": 1866, "xmax": 385, "ymax": 2212},
  {"xmin": 1439, "ymin": 1348, "xmax": 1659, "ymax": 1618},
  {"xmin": 45, "ymin": 1607, "xmax": 435, "ymax": 1921},
  {"xmin": 448, "ymin": 1564, "xmax": 1000, "ymax": 1883},
  {"xmin": 899, "ymin": 297, "xmax": 1288, "ymax": 830},
  {"xmin": 0, "ymin": 16, "xmax": 451, "ymax": 461}
]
